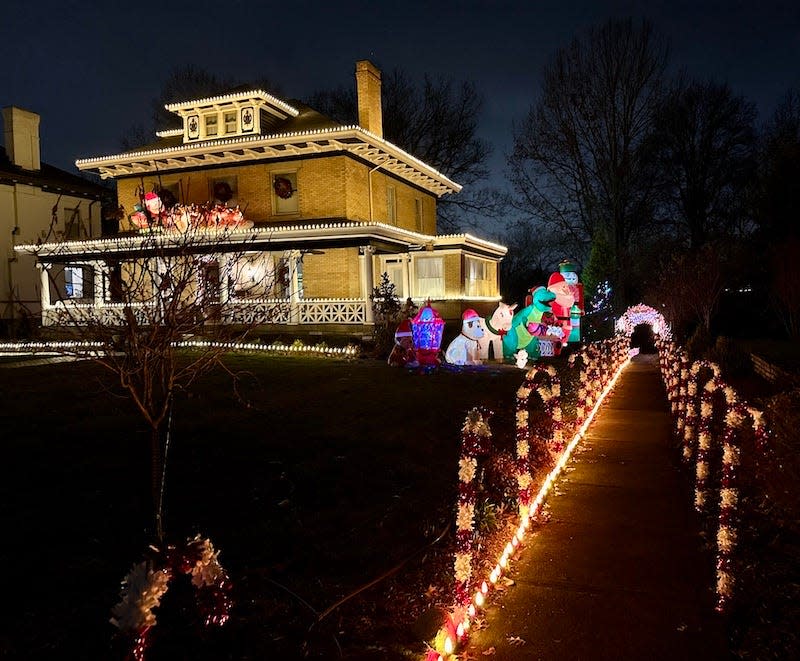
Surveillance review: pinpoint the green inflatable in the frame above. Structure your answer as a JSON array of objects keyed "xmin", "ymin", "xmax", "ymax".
[{"xmin": 503, "ymin": 287, "xmax": 565, "ymax": 359}]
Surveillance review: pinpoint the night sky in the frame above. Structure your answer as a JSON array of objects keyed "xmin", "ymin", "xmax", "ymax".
[{"xmin": 2, "ymin": 0, "xmax": 798, "ymax": 190}]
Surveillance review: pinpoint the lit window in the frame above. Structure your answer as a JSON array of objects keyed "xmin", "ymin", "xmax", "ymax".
[
  {"xmin": 223, "ymin": 110, "xmax": 237, "ymax": 134},
  {"xmin": 415, "ymin": 257, "xmax": 444, "ymax": 298},
  {"xmin": 64, "ymin": 266, "xmax": 86, "ymax": 299},
  {"xmin": 466, "ymin": 257, "xmax": 492, "ymax": 297},
  {"xmin": 272, "ymin": 172, "xmax": 298, "ymax": 214},
  {"xmin": 205, "ymin": 114, "xmax": 218, "ymax": 137}
]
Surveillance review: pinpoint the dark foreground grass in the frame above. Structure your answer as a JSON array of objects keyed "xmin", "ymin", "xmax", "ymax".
[{"xmin": 0, "ymin": 355, "xmax": 524, "ymax": 660}]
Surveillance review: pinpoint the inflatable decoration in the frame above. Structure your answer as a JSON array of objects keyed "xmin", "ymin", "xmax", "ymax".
[
  {"xmin": 558, "ymin": 260, "xmax": 584, "ymax": 343},
  {"xmin": 514, "ymin": 349, "xmax": 529, "ymax": 369},
  {"xmin": 387, "ymin": 319, "xmax": 419, "ymax": 368},
  {"xmin": 445, "ymin": 309, "xmax": 485, "ymax": 366},
  {"xmin": 129, "ymin": 190, "xmax": 254, "ymax": 233},
  {"xmin": 503, "ymin": 287, "xmax": 565, "ymax": 360},
  {"xmin": 547, "ymin": 271, "xmax": 576, "ymax": 343},
  {"xmin": 411, "ymin": 301, "xmax": 445, "ymax": 367},
  {"xmin": 478, "ymin": 302, "xmax": 517, "ymax": 361}
]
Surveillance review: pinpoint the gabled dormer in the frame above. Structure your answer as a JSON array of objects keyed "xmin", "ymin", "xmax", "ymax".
[{"xmin": 161, "ymin": 90, "xmax": 300, "ymax": 143}]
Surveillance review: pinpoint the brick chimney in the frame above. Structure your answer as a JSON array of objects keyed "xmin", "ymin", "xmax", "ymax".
[
  {"xmin": 3, "ymin": 106, "xmax": 41, "ymax": 171},
  {"xmin": 355, "ymin": 60, "xmax": 383, "ymax": 138}
]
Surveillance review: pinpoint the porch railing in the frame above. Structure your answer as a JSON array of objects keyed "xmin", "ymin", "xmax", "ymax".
[{"xmin": 42, "ymin": 298, "xmax": 369, "ymax": 327}]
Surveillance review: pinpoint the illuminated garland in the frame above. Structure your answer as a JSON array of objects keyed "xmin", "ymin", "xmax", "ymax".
[
  {"xmin": 515, "ymin": 365, "xmax": 561, "ymax": 520},
  {"xmin": 454, "ymin": 408, "xmax": 493, "ymax": 608},
  {"xmin": 655, "ymin": 339, "xmax": 773, "ymax": 612},
  {"xmin": 111, "ymin": 535, "xmax": 232, "ymax": 660},
  {"xmin": 0, "ymin": 339, "xmax": 357, "ymax": 359},
  {"xmin": 428, "ymin": 338, "xmax": 630, "ymax": 661}
]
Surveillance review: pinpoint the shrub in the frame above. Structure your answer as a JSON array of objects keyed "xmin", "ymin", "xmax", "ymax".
[{"xmin": 707, "ymin": 336, "xmax": 752, "ymax": 378}]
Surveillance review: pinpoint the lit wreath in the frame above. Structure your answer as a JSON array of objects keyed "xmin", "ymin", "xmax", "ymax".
[{"xmin": 273, "ymin": 176, "xmax": 294, "ymax": 199}]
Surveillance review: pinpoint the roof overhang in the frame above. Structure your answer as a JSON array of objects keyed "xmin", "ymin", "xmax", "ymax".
[
  {"xmin": 16, "ymin": 222, "xmax": 505, "ymax": 262},
  {"xmin": 165, "ymin": 89, "xmax": 299, "ymax": 121},
  {"xmin": 75, "ymin": 127, "xmax": 461, "ymax": 197}
]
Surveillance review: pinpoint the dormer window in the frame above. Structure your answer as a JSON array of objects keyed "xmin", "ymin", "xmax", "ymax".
[
  {"xmin": 223, "ymin": 111, "xmax": 237, "ymax": 134},
  {"xmin": 204, "ymin": 114, "xmax": 218, "ymax": 137}
]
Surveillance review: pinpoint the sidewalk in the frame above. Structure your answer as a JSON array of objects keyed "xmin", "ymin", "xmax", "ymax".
[{"xmin": 463, "ymin": 354, "xmax": 729, "ymax": 660}]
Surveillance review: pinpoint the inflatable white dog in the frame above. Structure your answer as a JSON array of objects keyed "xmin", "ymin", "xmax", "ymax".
[{"xmin": 445, "ymin": 309, "xmax": 485, "ymax": 366}]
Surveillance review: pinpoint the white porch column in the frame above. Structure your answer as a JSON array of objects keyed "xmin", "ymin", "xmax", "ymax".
[
  {"xmin": 37, "ymin": 263, "xmax": 51, "ymax": 308},
  {"xmin": 37, "ymin": 263, "xmax": 52, "ymax": 326},
  {"xmin": 92, "ymin": 261, "xmax": 105, "ymax": 307},
  {"xmin": 402, "ymin": 253, "xmax": 411, "ymax": 302},
  {"xmin": 218, "ymin": 253, "xmax": 231, "ymax": 304},
  {"xmin": 288, "ymin": 250, "xmax": 301, "ymax": 324},
  {"xmin": 360, "ymin": 246, "xmax": 375, "ymax": 323}
]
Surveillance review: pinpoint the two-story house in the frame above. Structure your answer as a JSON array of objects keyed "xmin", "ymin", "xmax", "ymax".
[
  {"xmin": 16, "ymin": 61, "xmax": 506, "ymax": 337},
  {"xmin": 1, "ymin": 106, "xmax": 109, "ymax": 334}
]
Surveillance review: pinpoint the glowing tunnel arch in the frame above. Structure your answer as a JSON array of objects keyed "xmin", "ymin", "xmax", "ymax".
[{"xmin": 615, "ymin": 304, "xmax": 671, "ymax": 340}]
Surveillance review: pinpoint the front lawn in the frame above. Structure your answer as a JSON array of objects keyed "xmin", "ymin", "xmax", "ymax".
[{"xmin": 0, "ymin": 355, "xmax": 525, "ymax": 659}]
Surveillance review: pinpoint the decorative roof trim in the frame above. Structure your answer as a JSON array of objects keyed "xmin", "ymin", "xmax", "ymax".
[
  {"xmin": 155, "ymin": 128, "xmax": 184, "ymax": 138},
  {"xmin": 165, "ymin": 89, "xmax": 299, "ymax": 117},
  {"xmin": 75, "ymin": 126, "xmax": 461, "ymax": 196}
]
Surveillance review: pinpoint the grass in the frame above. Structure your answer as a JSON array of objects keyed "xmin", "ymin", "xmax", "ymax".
[{"xmin": 0, "ymin": 354, "xmax": 525, "ymax": 660}]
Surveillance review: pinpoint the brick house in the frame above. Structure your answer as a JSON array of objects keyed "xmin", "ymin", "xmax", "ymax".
[{"xmin": 16, "ymin": 61, "xmax": 506, "ymax": 337}]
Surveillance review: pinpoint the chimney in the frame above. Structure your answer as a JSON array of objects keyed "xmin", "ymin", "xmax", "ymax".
[
  {"xmin": 355, "ymin": 60, "xmax": 383, "ymax": 138},
  {"xmin": 3, "ymin": 106, "xmax": 41, "ymax": 171}
]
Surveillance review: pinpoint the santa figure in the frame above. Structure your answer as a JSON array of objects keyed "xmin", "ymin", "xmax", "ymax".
[
  {"xmin": 547, "ymin": 271, "xmax": 576, "ymax": 343},
  {"xmin": 387, "ymin": 319, "xmax": 419, "ymax": 368}
]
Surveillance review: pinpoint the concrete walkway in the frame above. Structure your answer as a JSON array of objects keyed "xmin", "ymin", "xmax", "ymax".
[{"xmin": 464, "ymin": 354, "xmax": 729, "ymax": 660}]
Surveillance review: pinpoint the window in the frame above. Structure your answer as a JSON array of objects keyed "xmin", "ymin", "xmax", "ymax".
[
  {"xmin": 415, "ymin": 257, "xmax": 444, "ymax": 298},
  {"xmin": 204, "ymin": 113, "xmax": 218, "ymax": 137},
  {"xmin": 223, "ymin": 110, "xmax": 237, "ymax": 134},
  {"xmin": 415, "ymin": 198, "xmax": 424, "ymax": 232},
  {"xmin": 386, "ymin": 186, "xmax": 397, "ymax": 224},
  {"xmin": 384, "ymin": 259, "xmax": 406, "ymax": 298},
  {"xmin": 64, "ymin": 265, "xmax": 86, "ymax": 299},
  {"xmin": 465, "ymin": 257, "xmax": 492, "ymax": 297},
  {"xmin": 63, "ymin": 207, "xmax": 82, "ymax": 239},
  {"xmin": 272, "ymin": 172, "xmax": 298, "ymax": 214},
  {"xmin": 211, "ymin": 176, "xmax": 238, "ymax": 204}
]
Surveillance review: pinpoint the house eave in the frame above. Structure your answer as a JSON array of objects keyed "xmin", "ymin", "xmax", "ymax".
[{"xmin": 75, "ymin": 127, "xmax": 461, "ymax": 197}]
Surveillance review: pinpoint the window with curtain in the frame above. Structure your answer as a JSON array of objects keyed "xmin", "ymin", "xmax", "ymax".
[
  {"xmin": 415, "ymin": 257, "xmax": 444, "ymax": 298},
  {"xmin": 466, "ymin": 257, "xmax": 492, "ymax": 297}
]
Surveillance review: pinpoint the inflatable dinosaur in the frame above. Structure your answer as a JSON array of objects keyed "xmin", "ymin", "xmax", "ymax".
[{"xmin": 502, "ymin": 287, "xmax": 565, "ymax": 360}]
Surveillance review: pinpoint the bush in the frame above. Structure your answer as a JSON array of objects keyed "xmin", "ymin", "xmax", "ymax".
[
  {"xmin": 686, "ymin": 324, "xmax": 713, "ymax": 359},
  {"xmin": 707, "ymin": 336, "xmax": 752, "ymax": 378}
]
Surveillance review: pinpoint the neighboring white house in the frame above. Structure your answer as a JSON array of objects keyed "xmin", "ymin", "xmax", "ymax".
[{"xmin": 1, "ymin": 106, "xmax": 108, "ymax": 332}]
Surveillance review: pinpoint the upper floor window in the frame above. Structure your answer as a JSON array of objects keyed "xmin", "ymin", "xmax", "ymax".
[
  {"xmin": 386, "ymin": 186, "xmax": 397, "ymax": 225},
  {"xmin": 204, "ymin": 114, "xmax": 218, "ymax": 137},
  {"xmin": 223, "ymin": 110, "xmax": 237, "ymax": 134},
  {"xmin": 273, "ymin": 172, "xmax": 298, "ymax": 214},
  {"xmin": 415, "ymin": 198, "xmax": 423, "ymax": 232}
]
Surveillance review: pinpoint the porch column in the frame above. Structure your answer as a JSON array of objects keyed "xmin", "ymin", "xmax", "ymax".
[
  {"xmin": 288, "ymin": 250, "xmax": 301, "ymax": 325},
  {"xmin": 92, "ymin": 261, "xmax": 105, "ymax": 307},
  {"xmin": 38, "ymin": 262, "xmax": 52, "ymax": 307},
  {"xmin": 37, "ymin": 263, "xmax": 51, "ymax": 326},
  {"xmin": 218, "ymin": 253, "xmax": 231, "ymax": 304},
  {"xmin": 360, "ymin": 246, "xmax": 375, "ymax": 323}
]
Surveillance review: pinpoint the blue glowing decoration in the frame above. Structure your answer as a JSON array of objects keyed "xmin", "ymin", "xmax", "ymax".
[{"xmin": 411, "ymin": 301, "xmax": 445, "ymax": 366}]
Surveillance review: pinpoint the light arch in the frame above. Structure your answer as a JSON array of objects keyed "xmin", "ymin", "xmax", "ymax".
[{"xmin": 615, "ymin": 304, "xmax": 671, "ymax": 340}]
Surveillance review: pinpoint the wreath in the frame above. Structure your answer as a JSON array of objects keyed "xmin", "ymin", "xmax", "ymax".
[
  {"xmin": 273, "ymin": 176, "xmax": 294, "ymax": 199},
  {"xmin": 213, "ymin": 181, "xmax": 233, "ymax": 203},
  {"xmin": 110, "ymin": 535, "xmax": 232, "ymax": 660}
]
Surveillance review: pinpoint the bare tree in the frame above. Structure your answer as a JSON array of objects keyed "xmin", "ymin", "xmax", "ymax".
[
  {"xmin": 28, "ymin": 194, "xmax": 283, "ymax": 540},
  {"xmin": 308, "ymin": 69, "xmax": 495, "ymax": 232},
  {"xmin": 650, "ymin": 78, "xmax": 757, "ymax": 249},
  {"xmin": 509, "ymin": 18, "xmax": 668, "ymax": 305},
  {"xmin": 756, "ymin": 89, "xmax": 800, "ymax": 241}
]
